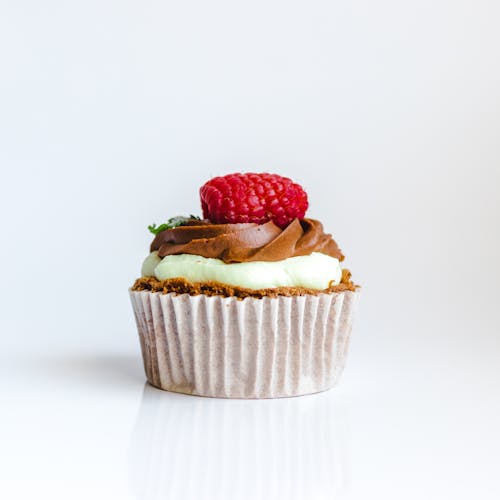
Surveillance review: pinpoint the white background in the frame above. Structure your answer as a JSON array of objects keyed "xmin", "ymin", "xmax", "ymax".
[{"xmin": 1, "ymin": 1, "xmax": 500, "ymax": 499}]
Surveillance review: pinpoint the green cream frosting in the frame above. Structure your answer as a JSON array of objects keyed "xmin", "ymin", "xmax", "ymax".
[{"xmin": 141, "ymin": 252, "xmax": 342, "ymax": 290}]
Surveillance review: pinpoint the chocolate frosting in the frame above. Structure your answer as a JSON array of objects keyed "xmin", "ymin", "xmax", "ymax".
[{"xmin": 150, "ymin": 218, "xmax": 344, "ymax": 263}]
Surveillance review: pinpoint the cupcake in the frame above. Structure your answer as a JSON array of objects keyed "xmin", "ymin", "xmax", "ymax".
[{"xmin": 130, "ymin": 173, "xmax": 359, "ymax": 398}]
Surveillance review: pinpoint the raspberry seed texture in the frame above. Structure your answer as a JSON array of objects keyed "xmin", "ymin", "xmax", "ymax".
[{"xmin": 200, "ymin": 173, "xmax": 308, "ymax": 228}]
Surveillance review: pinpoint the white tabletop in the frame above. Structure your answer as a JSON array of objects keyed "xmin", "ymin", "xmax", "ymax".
[{"xmin": 2, "ymin": 317, "xmax": 499, "ymax": 500}]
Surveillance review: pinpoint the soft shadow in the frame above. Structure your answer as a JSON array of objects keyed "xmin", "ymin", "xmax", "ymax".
[
  {"xmin": 33, "ymin": 353, "xmax": 145, "ymax": 390},
  {"xmin": 128, "ymin": 384, "xmax": 351, "ymax": 500}
]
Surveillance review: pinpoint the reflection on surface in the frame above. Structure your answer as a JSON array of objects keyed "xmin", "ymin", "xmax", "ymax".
[{"xmin": 129, "ymin": 384, "xmax": 350, "ymax": 500}]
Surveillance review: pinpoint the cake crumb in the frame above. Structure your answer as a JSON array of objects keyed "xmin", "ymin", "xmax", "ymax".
[{"xmin": 131, "ymin": 270, "xmax": 358, "ymax": 299}]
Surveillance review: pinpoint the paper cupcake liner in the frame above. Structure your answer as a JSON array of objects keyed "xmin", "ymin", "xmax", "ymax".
[{"xmin": 129, "ymin": 289, "xmax": 359, "ymax": 398}]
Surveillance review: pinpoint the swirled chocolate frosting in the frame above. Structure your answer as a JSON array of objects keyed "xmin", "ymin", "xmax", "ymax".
[{"xmin": 150, "ymin": 218, "xmax": 344, "ymax": 263}]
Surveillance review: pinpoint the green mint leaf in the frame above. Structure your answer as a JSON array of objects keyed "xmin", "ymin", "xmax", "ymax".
[
  {"xmin": 148, "ymin": 223, "xmax": 169, "ymax": 235},
  {"xmin": 148, "ymin": 215, "xmax": 201, "ymax": 235}
]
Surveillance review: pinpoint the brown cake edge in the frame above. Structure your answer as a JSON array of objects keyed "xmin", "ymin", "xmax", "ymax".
[{"xmin": 131, "ymin": 269, "xmax": 358, "ymax": 299}]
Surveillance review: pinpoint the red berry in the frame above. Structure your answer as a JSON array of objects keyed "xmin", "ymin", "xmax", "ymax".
[{"xmin": 200, "ymin": 173, "xmax": 308, "ymax": 228}]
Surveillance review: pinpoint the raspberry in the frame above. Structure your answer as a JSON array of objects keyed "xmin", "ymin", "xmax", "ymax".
[{"xmin": 200, "ymin": 173, "xmax": 308, "ymax": 228}]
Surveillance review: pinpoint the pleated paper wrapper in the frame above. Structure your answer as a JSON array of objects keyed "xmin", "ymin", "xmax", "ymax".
[{"xmin": 129, "ymin": 289, "xmax": 359, "ymax": 398}]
